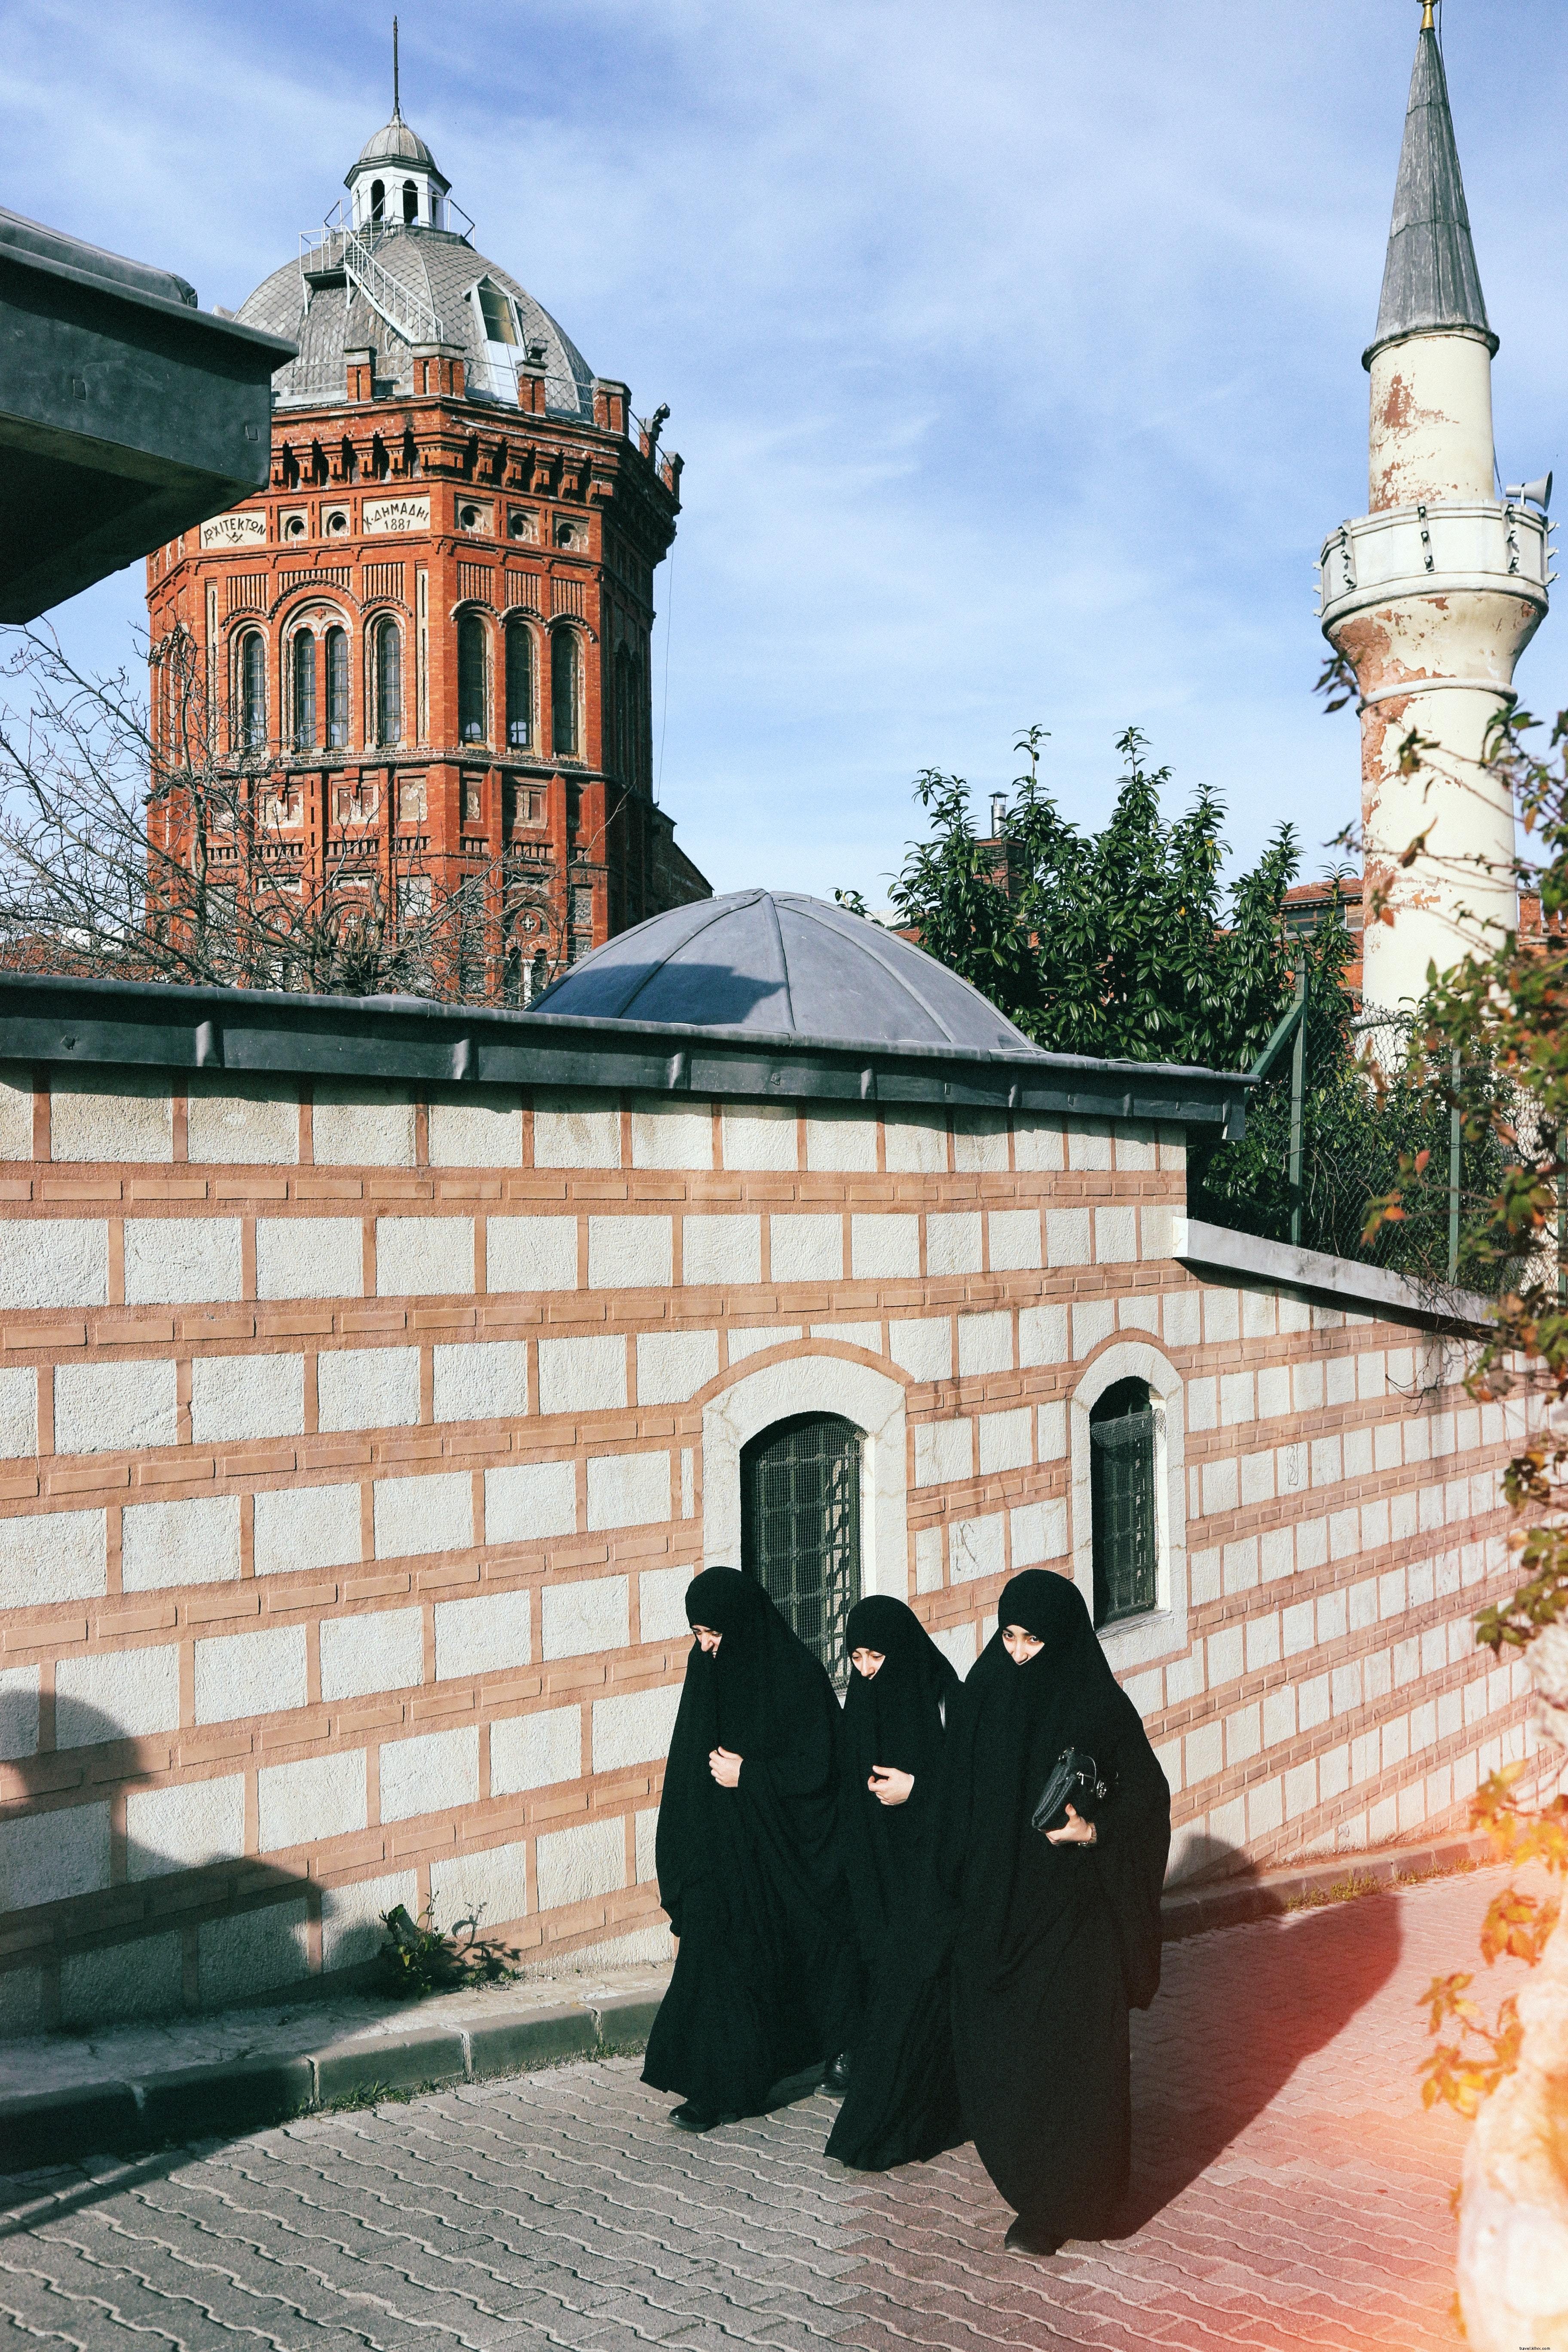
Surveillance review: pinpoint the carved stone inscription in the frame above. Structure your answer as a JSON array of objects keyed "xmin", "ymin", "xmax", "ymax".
[
  {"xmin": 364, "ymin": 496, "xmax": 432, "ymax": 536},
  {"xmin": 200, "ymin": 512, "xmax": 266, "ymax": 550}
]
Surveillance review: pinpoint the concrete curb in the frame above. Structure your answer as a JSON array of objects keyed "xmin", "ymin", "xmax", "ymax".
[{"xmin": 0, "ymin": 1841, "xmax": 1488, "ymax": 2175}]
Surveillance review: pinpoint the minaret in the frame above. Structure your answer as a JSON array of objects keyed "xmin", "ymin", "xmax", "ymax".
[{"xmin": 1319, "ymin": 2, "xmax": 1551, "ymax": 1010}]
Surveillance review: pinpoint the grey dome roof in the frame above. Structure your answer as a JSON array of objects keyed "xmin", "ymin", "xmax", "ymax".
[
  {"xmin": 356, "ymin": 110, "xmax": 438, "ymax": 171},
  {"xmin": 533, "ymin": 891, "xmax": 1040, "ymax": 1055}
]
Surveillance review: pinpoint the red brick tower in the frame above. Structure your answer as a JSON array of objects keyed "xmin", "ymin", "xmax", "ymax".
[{"xmin": 144, "ymin": 96, "xmax": 708, "ymax": 999}]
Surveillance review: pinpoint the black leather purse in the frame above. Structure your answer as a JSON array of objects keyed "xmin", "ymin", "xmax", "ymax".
[{"xmin": 1030, "ymin": 1747, "xmax": 1108, "ymax": 1838}]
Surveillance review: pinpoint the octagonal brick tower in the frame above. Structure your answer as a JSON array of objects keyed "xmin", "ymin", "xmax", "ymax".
[{"xmin": 1318, "ymin": 6, "xmax": 1551, "ymax": 1011}]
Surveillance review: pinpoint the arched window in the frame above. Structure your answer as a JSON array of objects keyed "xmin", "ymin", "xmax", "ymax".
[
  {"xmin": 505, "ymin": 624, "xmax": 533, "ymax": 749},
  {"xmin": 402, "ymin": 178, "xmax": 418, "ymax": 224},
  {"xmin": 613, "ymin": 645, "xmax": 636, "ymax": 784},
  {"xmin": 458, "ymin": 612, "xmax": 487, "ymax": 744},
  {"xmin": 1090, "ymin": 1380, "xmax": 1157, "ymax": 1628},
  {"xmin": 741, "ymin": 1413, "xmax": 862, "ymax": 1684},
  {"xmin": 374, "ymin": 616, "xmax": 402, "ymax": 747},
  {"xmin": 291, "ymin": 629, "xmax": 316, "ymax": 751},
  {"xmin": 239, "ymin": 630, "xmax": 266, "ymax": 749},
  {"xmin": 370, "ymin": 178, "xmax": 385, "ymax": 224},
  {"xmin": 325, "ymin": 626, "xmax": 349, "ymax": 747},
  {"xmin": 551, "ymin": 627, "xmax": 579, "ymax": 757}
]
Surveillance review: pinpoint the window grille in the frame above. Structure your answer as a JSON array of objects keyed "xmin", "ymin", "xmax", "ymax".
[
  {"xmin": 374, "ymin": 617, "xmax": 402, "ymax": 747},
  {"xmin": 292, "ymin": 630, "xmax": 316, "ymax": 750},
  {"xmin": 551, "ymin": 628, "xmax": 579, "ymax": 756},
  {"xmin": 325, "ymin": 627, "xmax": 349, "ymax": 747},
  {"xmin": 239, "ymin": 631, "xmax": 266, "ymax": 749},
  {"xmin": 1090, "ymin": 1380, "xmax": 1158, "ymax": 1628},
  {"xmin": 740, "ymin": 1413, "xmax": 863, "ymax": 1685},
  {"xmin": 458, "ymin": 612, "xmax": 487, "ymax": 743},
  {"xmin": 506, "ymin": 625, "xmax": 533, "ymax": 748}
]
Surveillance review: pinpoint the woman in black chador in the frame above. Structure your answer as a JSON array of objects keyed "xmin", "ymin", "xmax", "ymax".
[
  {"xmin": 825, "ymin": 1594, "xmax": 963, "ymax": 2169},
  {"xmin": 944, "ymin": 1569, "xmax": 1170, "ymax": 2257},
  {"xmin": 642, "ymin": 1566, "xmax": 858, "ymax": 2132}
]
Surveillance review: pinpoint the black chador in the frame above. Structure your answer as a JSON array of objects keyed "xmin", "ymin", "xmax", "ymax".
[
  {"xmin": 943, "ymin": 1570, "xmax": 1171, "ymax": 2255},
  {"xmin": 826, "ymin": 1594, "xmax": 964, "ymax": 2170},
  {"xmin": 642, "ymin": 1566, "xmax": 858, "ymax": 2130}
]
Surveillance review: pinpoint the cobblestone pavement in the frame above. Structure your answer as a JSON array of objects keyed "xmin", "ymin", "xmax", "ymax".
[{"xmin": 0, "ymin": 1867, "xmax": 1537, "ymax": 2352}]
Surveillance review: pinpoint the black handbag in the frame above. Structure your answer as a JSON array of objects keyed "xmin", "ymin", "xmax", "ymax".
[{"xmin": 1030, "ymin": 1747, "xmax": 1108, "ymax": 1838}]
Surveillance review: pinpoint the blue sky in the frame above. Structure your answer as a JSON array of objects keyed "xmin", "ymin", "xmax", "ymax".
[{"xmin": 10, "ymin": 0, "xmax": 1568, "ymax": 909}]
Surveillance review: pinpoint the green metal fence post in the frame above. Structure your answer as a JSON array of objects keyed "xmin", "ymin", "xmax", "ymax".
[
  {"xmin": 1288, "ymin": 953, "xmax": 1307, "ymax": 1249},
  {"xmin": 1448, "ymin": 1047, "xmax": 1461, "ymax": 1283}
]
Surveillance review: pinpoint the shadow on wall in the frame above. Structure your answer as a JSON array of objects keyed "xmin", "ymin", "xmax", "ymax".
[
  {"xmin": 0, "ymin": 1689, "xmax": 345, "ymax": 2037},
  {"xmin": 1120, "ymin": 1843, "xmax": 1403, "ymax": 2235}
]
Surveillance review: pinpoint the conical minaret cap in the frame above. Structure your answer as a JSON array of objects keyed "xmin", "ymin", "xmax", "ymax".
[{"xmin": 1364, "ymin": 18, "xmax": 1496, "ymax": 368}]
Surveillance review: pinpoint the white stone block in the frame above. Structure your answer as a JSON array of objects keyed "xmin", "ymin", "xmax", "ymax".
[
  {"xmin": 0, "ymin": 1066, "xmax": 32, "ymax": 1160},
  {"xmin": 0, "ymin": 1801, "xmax": 110, "ymax": 1908},
  {"xmin": 630, "ymin": 1099, "xmax": 713, "ymax": 1170},
  {"xmin": 186, "ymin": 1078, "xmax": 299, "ymax": 1165},
  {"xmin": 1010, "ymin": 1499, "xmax": 1068, "ymax": 1566},
  {"xmin": 538, "ymin": 1334, "xmax": 626, "ymax": 1416},
  {"xmin": 637, "ymin": 1331, "xmax": 719, "ymax": 1406},
  {"xmin": 312, "ymin": 1081, "xmax": 416, "ymax": 1167},
  {"xmin": 1066, "ymin": 1123, "xmax": 1113, "ymax": 1173},
  {"xmin": 950, "ymin": 1513, "xmax": 1005, "ymax": 1582},
  {"xmin": 321, "ymin": 1869, "xmax": 419, "ymax": 1971},
  {"xmin": 811, "ymin": 1319, "xmax": 882, "ymax": 1353},
  {"xmin": 884, "ymin": 1110, "xmax": 947, "ymax": 1173},
  {"xmin": 852, "ymin": 1215, "xmax": 921, "ymax": 1280},
  {"xmin": 728, "ymin": 1323, "xmax": 802, "ymax": 1362},
  {"xmin": 988, "ymin": 1210, "xmax": 1042, "ymax": 1272},
  {"xmin": 56, "ymin": 1644, "xmax": 180, "ymax": 1746},
  {"xmin": 377, "ymin": 1216, "xmax": 474, "ymax": 1296},
  {"xmin": 256, "ymin": 1216, "xmax": 364, "ymax": 1301},
  {"xmin": 60, "ymin": 1933, "xmax": 181, "ymax": 2026},
  {"xmin": 434, "ymin": 1587, "xmax": 532, "ymax": 1680},
  {"xmin": 958, "ymin": 1310, "xmax": 1012, "ymax": 1376},
  {"xmin": 805, "ymin": 1109, "xmax": 878, "ymax": 1172},
  {"xmin": 50, "ymin": 1072, "xmax": 171, "ymax": 1163},
  {"xmin": 257, "ymin": 1749, "xmax": 367, "ymax": 1851},
  {"xmin": 721, "ymin": 1103, "xmax": 798, "ymax": 1171},
  {"xmin": 1013, "ymin": 1119, "xmax": 1064, "ymax": 1172},
  {"xmin": 487, "ymin": 1216, "xmax": 578, "ymax": 1294},
  {"xmin": 641, "ymin": 1565, "xmax": 693, "ymax": 1643},
  {"xmin": 535, "ymin": 1816, "xmax": 625, "ymax": 1911},
  {"xmin": 485, "ymin": 1459, "xmax": 577, "ymax": 1543},
  {"xmin": 953, "ymin": 1112, "xmax": 1008, "ymax": 1172},
  {"xmin": 254, "ymin": 1482, "xmax": 361, "ymax": 1577},
  {"xmin": 979, "ymin": 1408, "xmax": 1032, "ymax": 1473},
  {"xmin": 1204, "ymin": 1290, "xmax": 1241, "ymax": 1344},
  {"xmin": 320, "ymin": 1605, "xmax": 423, "ymax": 1701},
  {"xmin": 1163, "ymin": 1290, "xmax": 1202, "ymax": 1349},
  {"xmin": 915, "ymin": 1419, "xmax": 972, "ymax": 1486},
  {"xmin": 534, "ymin": 1092, "xmax": 621, "ymax": 1169},
  {"xmin": 428, "ymin": 1095, "xmax": 523, "ymax": 1167},
  {"xmin": 587, "ymin": 1452, "xmax": 671, "ymax": 1531},
  {"xmin": 1073, "ymin": 1302, "xmax": 1115, "ymax": 1357},
  {"xmin": 770, "ymin": 1216, "xmax": 843, "ymax": 1283},
  {"xmin": 433, "ymin": 1341, "xmax": 530, "ymax": 1424},
  {"xmin": 1037, "ymin": 1401, "xmax": 1067, "ymax": 1460},
  {"xmin": 926, "ymin": 1212, "xmax": 983, "ymax": 1277},
  {"xmin": 914, "ymin": 1526, "xmax": 943, "ymax": 1593},
  {"xmin": 1045, "ymin": 1209, "xmax": 1091, "ymax": 1268},
  {"xmin": 0, "ymin": 1663, "xmax": 39, "ymax": 1760},
  {"xmin": 889, "ymin": 1316, "xmax": 952, "ymax": 1381},
  {"xmin": 933, "ymin": 1620, "xmax": 978, "ymax": 1673},
  {"xmin": 542, "ymin": 1574, "xmax": 631, "ymax": 1659},
  {"xmin": 1018, "ymin": 1304, "xmax": 1068, "ymax": 1368},
  {"xmin": 379, "ymin": 1723, "xmax": 480, "ymax": 1821},
  {"xmin": 373, "ymin": 1472, "xmax": 473, "ymax": 1559},
  {"xmin": 683, "ymin": 1215, "xmax": 761, "ymax": 1288},
  {"xmin": 429, "ymin": 1843, "xmax": 528, "ymax": 1933},
  {"xmin": 0, "ymin": 1507, "xmax": 106, "ymax": 1607},
  {"xmin": 122, "ymin": 1494, "xmax": 240, "ymax": 1590},
  {"xmin": 1094, "ymin": 1207, "xmax": 1138, "ymax": 1264},
  {"xmin": 492, "ymin": 1705, "xmax": 582, "ymax": 1793},
  {"xmin": 199, "ymin": 1899, "xmax": 310, "ymax": 2006},
  {"xmin": 1140, "ymin": 1206, "xmax": 1174, "ymax": 1261},
  {"xmin": 126, "ymin": 1774, "xmax": 245, "ymax": 1880},
  {"xmin": 636, "ymin": 1807, "xmax": 659, "ymax": 1883},
  {"xmin": 194, "ymin": 1623, "xmax": 307, "ymax": 1723},
  {"xmin": 190, "ymin": 1352, "xmax": 305, "ymax": 1444},
  {"xmin": 124, "ymin": 1218, "xmax": 242, "ymax": 1305},
  {"xmin": 54, "ymin": 1359, "xmax": 177, "ymax": 1455},
  {"xmin": 592, "ymin": 1682, "xmax": 682, "ymax": 1772},
  {"xmin": 0, "ymin": 1219, "xmax": 107, "ymax": 1310},
  {"xmin": 318, "ymin": 1345, "xmax": 421, "ymax": 1433},
  {"xmin": 588, "ymin": 1216, "xmax": 672, "ymax": 1290}
]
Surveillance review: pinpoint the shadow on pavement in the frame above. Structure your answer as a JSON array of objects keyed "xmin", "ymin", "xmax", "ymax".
[{"xmin": 1115, "ymin": 1846, "xmax": 1403, "ymax": 2236}]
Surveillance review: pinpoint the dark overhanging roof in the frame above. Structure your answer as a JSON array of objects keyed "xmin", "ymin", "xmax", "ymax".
[
  {"xmin": 0, "ymin": 208, "xmax": 297, "ymax": 622},
  {"xmin": 1365, "ymin": 20, "xmax": 1495, "ymax": 369},
  {"xmin": 0, "ymin": 969, "xmax": 1254, "ymax": 1136}
]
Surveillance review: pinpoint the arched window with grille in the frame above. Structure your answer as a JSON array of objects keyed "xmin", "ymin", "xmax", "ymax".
[
  {"xmin": 741, "ymin": 1413, "xmax": 862, "ymax": 1684},
  {"xmin": 458, "ymin": 612, "xmax": 487, "ymax": 744},
  {"xmin": 1090, "ymin": 1379, "xmax": 1158, "ymax": 1628},
  {"xmin": 238, "ymin": 630, "xmax": 266, "ymax": 750},
  {"xmin": 291, "ymin": 629, "xmax": 316, "ymax": 751},
  {"xmin": 505, "ymin": 624, "xmax": 533, "ymax": 750},
  {"xmin": 551, "ymin": 626, "xmax": 579, "ymax": 757},
  {"xmin": 325, "ymin": 626, "xmax": 349, "ymax": 747},
  {"xmin": 374, "ymin": 616, "xmax": 402, "ymax": 747}
]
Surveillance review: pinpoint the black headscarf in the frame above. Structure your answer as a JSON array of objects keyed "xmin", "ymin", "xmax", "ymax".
[{"xmin": 839, "ymin": 1596, "xmax": 959, "ymax": 1967}]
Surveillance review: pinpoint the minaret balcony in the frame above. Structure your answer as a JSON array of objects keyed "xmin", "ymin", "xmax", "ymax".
[{"xmin": 1319, "ymin": 499, "xmax": 1552, "ymax": 631}]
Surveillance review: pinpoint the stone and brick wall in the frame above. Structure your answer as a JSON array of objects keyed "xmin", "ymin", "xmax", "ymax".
[{"xmin": 0, "ymin": 1051, "xmax": 1536, "ymax": 2032}]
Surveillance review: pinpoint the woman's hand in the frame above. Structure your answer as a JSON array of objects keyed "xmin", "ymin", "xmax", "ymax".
[
  {"xmin": 709, "ymin": 1746, "xmax": 742, "ymax": 1789},
  {"xmin": 1045, "ymin": 1802, "xmax": 1097, "ymax": 1846},
  {"xmin": 868, "ymin": 1765, "xmax": 915, "ymax": 1808}
]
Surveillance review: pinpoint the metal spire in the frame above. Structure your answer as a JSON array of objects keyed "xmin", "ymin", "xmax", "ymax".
[
  {"xmin": 1366, "ymin": 6, "xmax": 1494, "ymax": 364},
  {"xmin": 392, "ymin": 16, "xmax": 401, "ymax": 120}
]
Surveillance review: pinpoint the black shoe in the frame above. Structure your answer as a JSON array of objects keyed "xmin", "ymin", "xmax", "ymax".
[
  {"xmin": 1003, "ymin": 2218, "xmax": 1062, "ymax": 2259},
  {"xmin": 822, "ymin": 2051, "xmax": 851, "ymax": 2097},
  {"xmin": 669, "ymin": 2102, "xmax": 735, "ymax": 2133}
]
